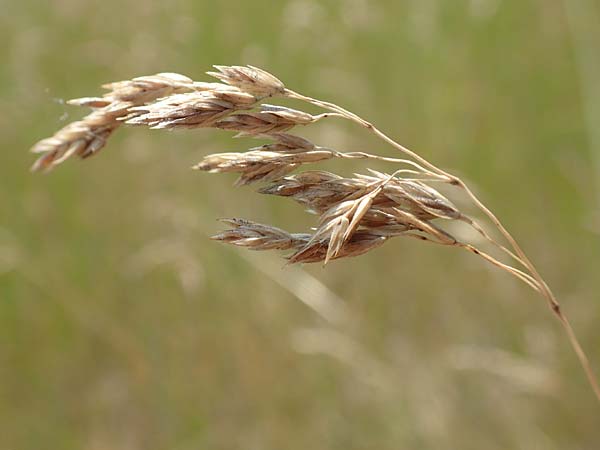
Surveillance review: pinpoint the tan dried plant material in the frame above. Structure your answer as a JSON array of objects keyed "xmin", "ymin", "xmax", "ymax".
[
  {"xmin": 193, "ymin": 134, "xmax": 334, "ymax": 186},
  {"xmin": 286, "ymin": 230, "xmax": 388, "ymax": 264},
  {"xmin": 299, "ymin": 172, "xmax": 398, "ymax": 263},
  {"xmin": 259, "ymin": 169, "xmax": 461, "ymax": 222},
  {"xmin": 210, "ymin": 219, "xmax": 388, "ymax": 265},
  {"xmin": 31, "ymin": 64, "xmax": 600, "ymax": 402},
  {"xmin": 102, "ymin": 72, "xmax": 196, "ymax": 104},
  {"xmin": 31, "ymin": 104, "xmax": 124, "ymax": 172},
  {"xmin": 125, "ymin": 89, "xmax": 258, "ymax": 129},
  {"xmin": 215, "ymin": 105, "xmax": 320, "ymax": 136},
  {"xmin": 211, "ymin": 218, "xmax": 310, "ymax": 251},
  {"xmin": 31, "ymin": 72, "xmax": 198, "ymax": 171},
  {"xmin": 207, "ymin": 65, "xmax": 286, "ymax": 98}
]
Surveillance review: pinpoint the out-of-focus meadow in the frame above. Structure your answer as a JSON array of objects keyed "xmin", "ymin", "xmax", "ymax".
[{"xmin": 2, "ymin": 0, "xmax": 600, "ymax": 448}]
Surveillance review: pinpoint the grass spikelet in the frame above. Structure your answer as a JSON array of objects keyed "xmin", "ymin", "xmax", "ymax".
[{"xmin": 207, "ymin": 65, "xmax": 286, "ymax": 98}]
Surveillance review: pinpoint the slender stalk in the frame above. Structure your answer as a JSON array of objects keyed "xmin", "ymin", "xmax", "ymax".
[
  {"xmin": 403, "ymin": 232, "xmax": 539, "ymax": 291},
  {"xmin": 455, "ymin": 242, "xmax": 541, "ymax": 293}
]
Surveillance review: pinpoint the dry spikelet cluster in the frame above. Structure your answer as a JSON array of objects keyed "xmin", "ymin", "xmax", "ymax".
[
  {"xmin": 31, "ymin": 73, "xmax": 197, "ymax": 171},
  {"xmin": 32, "ymin": 65, "xmax": 600, "ymax": 403}
]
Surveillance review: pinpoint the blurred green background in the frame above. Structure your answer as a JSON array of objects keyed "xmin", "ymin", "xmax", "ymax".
[{"xmin": 2, "ymin": 0, "xmax": 600, "ymax": 448}]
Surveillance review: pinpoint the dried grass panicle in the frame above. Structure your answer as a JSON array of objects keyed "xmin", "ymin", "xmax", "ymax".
[
  {"xmin": 207, "ymin": 65, "xmax": 286, "ymax": 98},
  {"xmin": 32, "ymin": 64, "xmax": 600, "ymax": 402}
]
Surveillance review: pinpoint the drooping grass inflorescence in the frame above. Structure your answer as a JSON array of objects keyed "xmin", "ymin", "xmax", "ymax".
[{"xmin": 31, "ymin": 65, "xmax": 600, "ymax": 403}]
